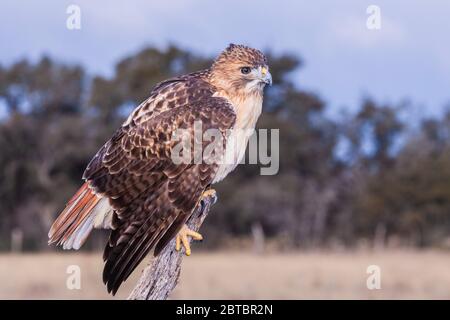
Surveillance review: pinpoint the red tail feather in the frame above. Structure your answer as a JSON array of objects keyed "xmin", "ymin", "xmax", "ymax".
[{"xmin": 48, "ymin": 183, "xmax": 101, "ymax": 250}]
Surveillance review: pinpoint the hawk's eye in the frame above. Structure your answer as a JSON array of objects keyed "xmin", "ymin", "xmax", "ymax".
[{"xmin": 240, "ymin": 67, "xmax": 251, "ymax": 74}]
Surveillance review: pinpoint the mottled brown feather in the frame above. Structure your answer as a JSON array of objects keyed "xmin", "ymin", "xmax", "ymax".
[{"xmin": 82, "ymin": 73, "xmax": 236, "ymax": 294}]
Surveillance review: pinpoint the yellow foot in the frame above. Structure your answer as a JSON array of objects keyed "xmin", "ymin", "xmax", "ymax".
[
  {"xmin": 201, "ymin": 188, "xmax": 217, "ymax": 203},
  {"xmin": 175, "ymin": 224, "xmax": 203, "ymax": 256}
]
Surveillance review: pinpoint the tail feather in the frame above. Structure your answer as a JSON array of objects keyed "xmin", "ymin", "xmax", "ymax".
[
  {"xmin": 63, "ymin": 212, "xmax": 96, "ymax": 250},
  {"xmin": 48, "ymin": 183, "xmax": 90, "ymax": 241},
  {"xmin": 48, "ymin": 182, "xmax": 106, "ymax": 250}
]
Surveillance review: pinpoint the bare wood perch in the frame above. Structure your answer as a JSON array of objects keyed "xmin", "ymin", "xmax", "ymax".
[{"xmin": 128, "ymin": 193, "xmax": 216, "ymax": 300}]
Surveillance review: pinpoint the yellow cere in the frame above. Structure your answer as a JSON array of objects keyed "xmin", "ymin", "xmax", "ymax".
[{"xmin": 261, "ymin": 67, "xmax": 267, "ymax": 76}]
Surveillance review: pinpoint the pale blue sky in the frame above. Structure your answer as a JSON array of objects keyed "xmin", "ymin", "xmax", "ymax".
[{"xmin": 1, "ymin": 1, "xmax": 449, "ymax": 118}]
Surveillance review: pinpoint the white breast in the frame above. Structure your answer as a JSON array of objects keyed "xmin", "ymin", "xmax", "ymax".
[{"xmin": 212, "ymin": 93, "xmax": 263, "ymax": 183}]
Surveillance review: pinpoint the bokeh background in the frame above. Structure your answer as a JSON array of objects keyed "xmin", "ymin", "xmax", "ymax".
[{"xmin": 1, "ymin": 1, "xmax": 450, "ymax": 299}]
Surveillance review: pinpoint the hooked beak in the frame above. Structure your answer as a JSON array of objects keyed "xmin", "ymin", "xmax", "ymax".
[{"xmin": 260, "ymin": 66, "xmax": 272, "ymax": 85}]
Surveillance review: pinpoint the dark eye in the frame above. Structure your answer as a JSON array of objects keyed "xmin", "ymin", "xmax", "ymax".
[{"xmin": 240, "ymin": 67, "xmax": 251, "ymax": 74}]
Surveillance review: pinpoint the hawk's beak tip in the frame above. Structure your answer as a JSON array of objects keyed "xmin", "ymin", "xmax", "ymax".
[
  {"xmin": 260, "ymin": 67, "xmax": 272, "ymax": 85},
  {"xmin": 264, "ymin": 72, "xmax": 273, "ymax": 85}
]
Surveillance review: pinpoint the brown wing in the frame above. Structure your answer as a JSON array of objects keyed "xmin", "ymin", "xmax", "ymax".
[{"xmin": 83, "ymin": 75, "xmax": 236, "ymax": 295}]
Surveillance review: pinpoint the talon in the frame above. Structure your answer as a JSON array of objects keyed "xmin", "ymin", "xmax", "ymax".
[{"xmin": 175, "ymin": 224, "xmax": 203, "ymax": 256}]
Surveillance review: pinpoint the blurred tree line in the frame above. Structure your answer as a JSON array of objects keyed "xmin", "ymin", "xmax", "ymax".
[{"xmin": 0, "ymin": 45, "xmax": 449, "ymax": 251}]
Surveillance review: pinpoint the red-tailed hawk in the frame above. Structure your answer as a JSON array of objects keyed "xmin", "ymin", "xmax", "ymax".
[{"xmin": 48, "ymin": 44, "xmax": 272, "ymax": 295}]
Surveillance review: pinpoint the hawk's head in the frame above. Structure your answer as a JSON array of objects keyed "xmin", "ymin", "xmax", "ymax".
[{"xmin": 211, "ymin": 44, "xmax": 272, "ymax": 95}]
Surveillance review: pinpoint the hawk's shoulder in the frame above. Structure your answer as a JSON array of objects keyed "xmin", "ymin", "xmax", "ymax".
[{"xmin": 123, "ymin": 69, "xmax": 230, "ymax": 127}]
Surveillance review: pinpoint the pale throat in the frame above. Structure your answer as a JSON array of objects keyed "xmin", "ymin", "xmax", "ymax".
[
  {"xmin": 234, "ymin": 94, "xmax": 263, "ymax": 131},
  {"xmin": 215, "ymin": 88, "xmax": 264, "ymax": 131}
]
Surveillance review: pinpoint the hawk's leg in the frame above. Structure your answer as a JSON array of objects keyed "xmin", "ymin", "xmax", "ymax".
[
  {"xmin": 175, "ymin": 224, "xmax": 203, "ymax": 256},
  {"xmin": 175, "ymin": 189, "xmax": 217, "ymax": 255},
  {"xmin": 175, "ymin": 189, "xmax": 216, "ymax": 256},
  {"xmin": 201, "ymin": 188, "xmax": 217, "ymax": 204}
]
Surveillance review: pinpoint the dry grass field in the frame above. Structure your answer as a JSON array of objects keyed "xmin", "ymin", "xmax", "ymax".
[{"xmin": 0, "ymin": 250, "xmax": 449, "ymax": 299}]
